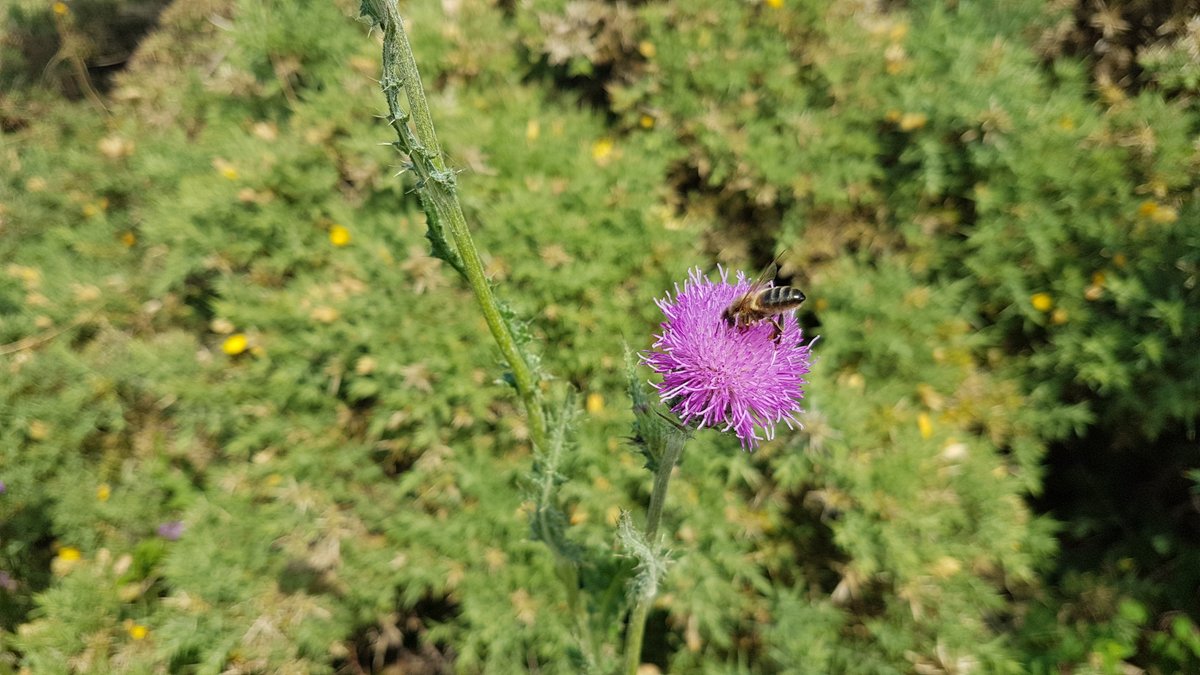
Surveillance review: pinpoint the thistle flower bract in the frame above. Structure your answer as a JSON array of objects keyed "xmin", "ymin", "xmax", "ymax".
[{"xmin": 643, "ymin": 267, "xmax": 813, "ymax": 450}]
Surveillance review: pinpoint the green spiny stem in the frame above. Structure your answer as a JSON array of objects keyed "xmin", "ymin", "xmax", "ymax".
[
  {"xmin": 373, "ymin": 1, "xmax": 547, "ymax": 453},
  {"xmin": 623, "ymin": 432, "xmax": 685, "ymax": 675},
  {"xmin": 372, "ymin": 1, "xmax": 583, "ymax": 654},
  {"xmin": 536, "ymin": 404, "xmax": 597, "ymax": 664}
]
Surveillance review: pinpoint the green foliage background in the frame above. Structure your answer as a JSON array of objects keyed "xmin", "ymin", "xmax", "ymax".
[{"xmin": 1, "ymin": 0, "xmax": 1198, "ymax": 672}]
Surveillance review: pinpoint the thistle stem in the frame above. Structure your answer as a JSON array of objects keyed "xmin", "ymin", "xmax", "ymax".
[
  {"xmin": 623, "ymin": 432, "xmax": 685, "ymax": 675},
  {"xmin": 534, "ymin": 402, "xmax": 596, "ymax": 661},
  {"xmin": 371, "ymin": 1, "xmax": 547, "ymax": 452}
]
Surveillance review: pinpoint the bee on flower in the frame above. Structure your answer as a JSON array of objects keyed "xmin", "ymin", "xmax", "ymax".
[{"xmin": 643, "ymin": 266, "xmax": 814, "ymax": 450}]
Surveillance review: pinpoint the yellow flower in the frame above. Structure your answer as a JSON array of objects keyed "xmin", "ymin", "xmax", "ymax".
[
  {"xmin": 591, "ymin": 138, "xmax": 614, "ymax": 164},
  {"xmin": 222, "ymin": 333, "xmax": 248, "ymax": 356},
  {"xmin": 120, "ymin": 231, "xmax": 137, "ymax": 247},
  {"xmin": 639, "ymin": 114, "xmax": 655, "ymax": 129},
  {"xmin": 637, "ymin": 41, "xmax": 656, "ymax": 59},
  {"xmin": 52, "ymin": 2, "xmax": 69, "ymax": 15},
  {"xmin": 57, "ymin": 547, "xmax": 81, "ymax": 562},
  {"xmin": 765, "ymin": 0, "xmax": 783, "ymax": 8},
  {"xmin": 1030, "ymin": 293, "xmax": 1053, "ymax": 312},
  {"xmin": 53, "ymin": 546, "xmax": 83, "ymax": 575},
  {"xmin": 1051, "ymin": 308, "xmax": 1068, "ymax": 325},
  {"xmin": 329, "ymin": 224, "xmax": 351, "ymax": 247},
  {"xmin": 1152, "ymin": 205, "xmax": 1178, "ymax": 224},
  {"xmin": 212, "ymin": 158, "xmax": 238, "ymax": 180},
  {"xmin": 585, "ymin": 392, "xmax": 604, "ymax": 413},
  {"xmin": 96, "ymin": 483, "xmax": 111, "ymax": 502},
  {"xmin": 525, "ymin": 119, "xmax": 540, "ymax": 142},
  {"xmin": 917, "ymin": 413, "xmax": 933, "ymax": 440},
  {"xmin": 1136, "ymin": 200, "xmax": 1177, "ymax": 223},
  {"xmin": 128, "ymin": 624, "xmax": 148, "ymax": 641}
]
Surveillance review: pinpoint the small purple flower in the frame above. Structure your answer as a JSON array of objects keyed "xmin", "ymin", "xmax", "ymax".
[
  {"xmin": 156, "ymin": 520, "xmax": 185, "ymax": 541},
  {"xmin": 643, "ymin": 267, "xmax": 813, "ymax": 450},
  {"xmin": 0, "ymin": 480, "xmax": 6, "ymax": 494}
]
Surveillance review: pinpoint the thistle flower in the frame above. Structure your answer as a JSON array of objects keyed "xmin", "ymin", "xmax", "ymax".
[{"xmin": 643, "ymin": 267, "xmax": 813, "ymax": 450}]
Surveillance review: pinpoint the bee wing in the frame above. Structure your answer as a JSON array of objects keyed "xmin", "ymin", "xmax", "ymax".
[{"xmin": 744, "ymin": 253, "xmax": 784, "ymax": 294}]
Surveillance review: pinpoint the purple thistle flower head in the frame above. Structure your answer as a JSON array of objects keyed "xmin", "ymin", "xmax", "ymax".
[{"xmin": 642, "ymin": 267, "xmax": 813, "ymax": 450}]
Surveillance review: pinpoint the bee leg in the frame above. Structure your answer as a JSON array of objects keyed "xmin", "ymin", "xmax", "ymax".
[{"xmin": 770, "ymin": 318, "xmax": 783, "ymax": 343}]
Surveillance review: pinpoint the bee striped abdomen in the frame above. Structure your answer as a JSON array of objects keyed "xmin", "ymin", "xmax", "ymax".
[{"xmin": 760, "ymin": 286, "xmax": 806, "ymax": 308}]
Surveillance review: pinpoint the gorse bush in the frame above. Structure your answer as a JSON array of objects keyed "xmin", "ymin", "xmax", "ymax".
[{"xmin": 1, "ymin": 0, "xmax": 1197, "ymax": 673}]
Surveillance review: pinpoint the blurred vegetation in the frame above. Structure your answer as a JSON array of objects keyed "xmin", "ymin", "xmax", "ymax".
[{"xmin": 1, "ymin": 0, "xmax": 1198, "ymax": 673}]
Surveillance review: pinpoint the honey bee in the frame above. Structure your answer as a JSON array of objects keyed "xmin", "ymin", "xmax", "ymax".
[{"xmin": 722, "ymin": 257, "xmax": 807, "ymax": 341}]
